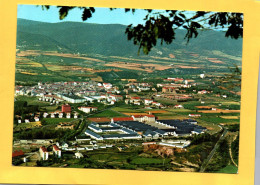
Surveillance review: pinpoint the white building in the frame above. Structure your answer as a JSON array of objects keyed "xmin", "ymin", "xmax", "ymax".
[
  {"xmin": 53, "ymin": 145, "xmax": 61, "ymax": 158},
  {"xmin": 39, "ymin": 146, "xmax": 48, "ymax": 160},
  {"xmin": 75, "ymin": 152, "xmax": 84, "ymax": 159},
  {"xmin": 78, "ymin": 106, "xmax": 97, "ymax": 113}
]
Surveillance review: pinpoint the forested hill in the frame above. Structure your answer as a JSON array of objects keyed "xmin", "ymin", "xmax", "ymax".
[{"xmin": 17, "ymin": 18, "xmax": 243, "ymax": 58}]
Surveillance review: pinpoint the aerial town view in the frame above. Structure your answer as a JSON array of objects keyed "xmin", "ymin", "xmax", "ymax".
[{"xmin": 12, "ymin": 5, "xmax": 242, "ymax": 173}]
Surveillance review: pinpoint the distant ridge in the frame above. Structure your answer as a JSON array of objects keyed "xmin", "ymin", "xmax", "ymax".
[{"xmin": 16, "ymin": 18, "xmax": 243, "ymax": 59}]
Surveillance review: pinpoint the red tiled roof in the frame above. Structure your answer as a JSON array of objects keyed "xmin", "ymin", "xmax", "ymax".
[
  {"xmin": 133, "ymin": 115, "xmax": 144, "ymax": 118},
  {"xmin": 53, "ymin": 145, "xmax": 60, "ymax": 151},
  {"xmin": 112, "ymin": 117, "xmax": 134, "ymax": 122},
  {"xmin": 40, "ymin": 146, "xmax": 48, "ymax": 152},
  {"xmin": 131, "ymin": 97, "xmax": 141, "ymax": 99},
  {"xmin": 12, "ymin": 150, "xmax": 24, "ymax": 158}
]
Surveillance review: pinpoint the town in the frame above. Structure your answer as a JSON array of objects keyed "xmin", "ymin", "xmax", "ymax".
[
  {"xmin": 13, "ymin": 10, "xmax": 242, "ymax": 172},
  {"xmin": 13, "ymin": 73, "xmax": 240, "ymax": 172}
]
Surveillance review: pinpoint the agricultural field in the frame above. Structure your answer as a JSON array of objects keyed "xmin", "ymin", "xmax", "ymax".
[
  {"xmin": 88, "ymin": 109, "xmax": 127, "ymax": 118},
  {"xmin": 42, "ymin": 118, "xmax": 76, "ymax": 125}
]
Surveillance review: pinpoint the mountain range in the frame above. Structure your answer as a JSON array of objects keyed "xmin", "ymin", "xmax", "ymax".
[{"xmin": 16, "ymin": 18, "xmax": 243, "ymax": 58}]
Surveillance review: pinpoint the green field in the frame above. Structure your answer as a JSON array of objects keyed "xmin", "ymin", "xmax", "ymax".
[
  {"xmin": 42, "ymin": 118, "xmax": 75, "ymax": 124},
  {"xmin": 112, "ymin": 107, "xmax": 143, "ymax": 113},
  {"xmin": 130, "ymin": 157, "xmax": 171, "ymax": 165},
  {"xmin": 216, "ymin": 165, "xmax": 238, "ymax": 174},
  {"xmin": 16, "ymin": 96, "xmax": 49, "ymax": 106},
  {"xmin": 89, "ymin": 109, "xmax": 127, "ymax": 118}
]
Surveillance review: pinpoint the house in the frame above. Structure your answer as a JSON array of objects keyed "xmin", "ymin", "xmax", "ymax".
[
  {"xmin": 43, "ymin": 112, "xmax": 48, "ymax": 118},
  {"xmin": 25, "ymin": 119, "xmax": 30, "ymax": 123},
  {"xmin": 130, "ymin": 96, "xmax": 141, "ymax": 104},
  {"xmin": 174, "ymin": 105, "xmax": 183, "ymax": 109},
  {"xmin": 53, "ymin": 145, "xmax": 61, "ymax": 158},
  {"xmin": 110, "ymin": 100, "xmax": 115, "ymax": 105},
  {"xmin": 144, "ymin": 99, "xmax": 153, "ymax": 105},
  {"xmin": 198, "ymin": 90, "xmax": 209, "ymax": 94},
  {"xmin": 78, "ymin": 106, "xmax": 98, "ymax": 113},
  {"xmin": 75, "ymin": 152, "xmax": 84, "ymax": 159},
  {"xmin": 103, "ymin": 83, "xmax": 112, "ymax": 89},
  {"xmin": 110, "ymin": 95, "xmax": 123, "ymax": 101},
  {"xmin": 152, "ymin": 102, "xmax": 161, "ymax": 107},
  {"xmin": 34, "ymin": 117, "xmax": 40, "ymax": 122},
  {"xmin": 162, "ymin": 87, "xmax": 176, "ymax": 93},
  {"xmin": 62, "ymin": 104, "xmax": 71, "ymax": 113},
  {"xmin": 51, "ymin": 113, "xmax": 55, "ymax": 118},
  {"xmin": 188, "ymin": 114, "xmax": 201, "ymax": 117},
  {"xmin": 59, "ymin": 112, "xmax": 63, "ymax": 118},
  {"xmin": 66, "ymin": 113, "xmax": 71, "ymax": 118},
  {"xmin": 39, "ymin": 146, "xmax": 48, "ymax": 160}
]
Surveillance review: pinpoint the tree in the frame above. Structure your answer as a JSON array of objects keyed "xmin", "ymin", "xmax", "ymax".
[{"xmin": 41, "ymin": 6, "xmax": 243, "ymax": 55}]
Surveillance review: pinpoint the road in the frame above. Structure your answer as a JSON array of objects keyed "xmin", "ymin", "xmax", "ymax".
[{"xmin": 199, "ymin": 128, "xmax": 228, "ymax": 172}]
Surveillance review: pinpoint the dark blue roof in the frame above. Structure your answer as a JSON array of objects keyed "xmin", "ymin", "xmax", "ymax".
[
  {"xmin": 85, "ymin": 129, "xmax": 103, "ymax": 139},
  {"xmin": 116, "ymin": 121, "xmax": 158, "ymax": 132}
]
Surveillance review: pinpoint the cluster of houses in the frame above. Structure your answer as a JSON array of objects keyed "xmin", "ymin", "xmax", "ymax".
[
  {"xmin": 124, "ymin": 95, "xmax": 166, "ymax": 108},
  {"xmin": 38, "ymin": 142, "xmax": 114, "ymax": 160},
  {"xmin": 15, "ymin": 81, "xmax": 123, "ymax": 105},
  {"xmin": 15, "ymin": 104, "xmax": 79, "ymax": 124},
  {"xmin": 123, "ymin": 82, "xmax": 154, "ymax": 93}
]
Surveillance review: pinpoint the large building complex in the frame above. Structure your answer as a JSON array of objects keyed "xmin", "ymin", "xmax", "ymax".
[{"xmin": 84, "ymin": 119, "xmax": 206, "ymax": 141}]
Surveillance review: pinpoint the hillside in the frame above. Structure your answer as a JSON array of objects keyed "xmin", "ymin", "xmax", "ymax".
[{"xmin": 16, "ymin": 18, "xmax": 242, "ymax": 59}]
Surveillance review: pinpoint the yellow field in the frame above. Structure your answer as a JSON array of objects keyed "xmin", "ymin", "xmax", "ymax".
[
  {"xmin": 220, "ymin": 116, "xmax": 240, "ymax": 119},
  {"xmin": 20, "ymin": 72, "xmax": 38, "ymax": 75},
  {"xmin": 198, "ymin": 109, "xmax": 240, "ymax": 113},
  {"xmin": 124, "ymin": 113, "xmax": 150, "ymax": 116},
  {"xmin": 145, "ymin": 110, "xmax": 169, "ymax": 114},
  {"xmin": 14, "ymin": 121, "xmax": 42, "ymax": 131}
]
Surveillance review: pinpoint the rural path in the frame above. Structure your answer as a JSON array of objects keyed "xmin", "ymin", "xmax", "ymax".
[
  {"xmin": 199, "ymin": 128, "xmax": 228, "ymax": 172},
  {"xmin": 228, "ymin": 134, "xmax": 238, "ymax": 167}
]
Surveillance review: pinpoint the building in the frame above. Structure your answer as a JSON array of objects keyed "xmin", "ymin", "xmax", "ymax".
[
  {"xmin": 111, "ymin": 117, "xmax": 134, "ymax": 123},
  {"xmin": 53, "ymin": 145, "xmax": 61, "ymax": 158},
  {"xmin": 75, "ymin": 152, "xmax": 84, "ymax": 159},
  {"xmin": 188, "ymin": 114, "xmax": 201, "ymax": 117},
  {"xmin": 55, "ymin": 123, "xmax": 74, "ymax": 130},
  {"xmin": 58, "ymin": 94, "xmax": 85, "ymax": 103},
  {"xmin": 174, "ymin": 105, "xmax": 183, "ymax": 109},
  {"xmin": 144, "ymin": 99, "xmax": 153, "ymax": 105},
  {"xmin": 78, "ymin": 106, "xmax": 98, "ymax": 113},
  {"xmin": 162, "ymin": 87, "xmax": 176, "ymax": 93},
  {"xmin": 39, "ymin": 146, "xmax": 48, "ymax": 160},
  {"xmin": 132, "ymin": 115, "xmax": 156, "ymax": 123},
  {"xmin": 62, "ymin": 104, "xmax": 71, "ymax": 113}
]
